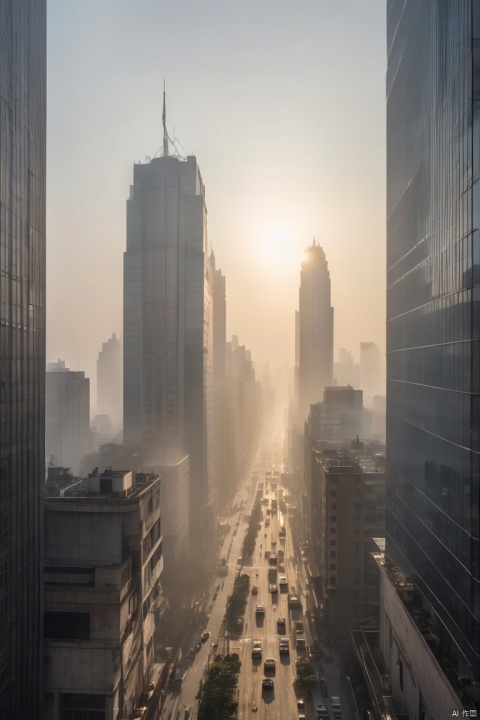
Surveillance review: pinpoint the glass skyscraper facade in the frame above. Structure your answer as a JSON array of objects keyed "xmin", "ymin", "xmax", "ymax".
[
  {"xmin": 297, "ymin": 241, "xmax": 334, "ymax": 424},
  {"xmin": 124, "ymin": 154, "xmax": 214, "ymax": 545},
  {"xmin": 0, "ymin": 1, "xmax": 46, "ymax": 716},
  {"xmin": 387, "ymin": 0, "xmax": 479, "ymax": 677}
]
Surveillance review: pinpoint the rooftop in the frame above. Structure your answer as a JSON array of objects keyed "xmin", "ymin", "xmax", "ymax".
[{"xmin": 45, "ymin": 469, "xmax": 160, "ymax": 507}]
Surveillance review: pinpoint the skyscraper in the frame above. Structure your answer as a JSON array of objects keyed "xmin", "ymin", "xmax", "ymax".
[
  {"xmin": 96, "ymin": 332, "xmax": 122, "ymax": 424},
  {"xmin": 123, "ymin": 105, "xmax": 213, "ymax": 545},
  {"xmin": 297, "ymin": 241, "xmax": 334, "ymax": 423},
  {"xmin": 359, "ymin": 341, "xmax": 383, "ymax": 402},
  {"xmin": 46, "ymin": 361, "xmax": 91, "ymax": 475},
  {"xmin": 385, "ymin": 0, "xmax": 480, "ymax": 705},
  {"xmin": 0, "ymin": 1, "xmax": 46, "ymax": 716}
]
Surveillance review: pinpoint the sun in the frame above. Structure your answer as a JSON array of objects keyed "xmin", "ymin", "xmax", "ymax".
[{"xmin": 263, "ymin": 227, "xmax": 295, "ymax": 272}]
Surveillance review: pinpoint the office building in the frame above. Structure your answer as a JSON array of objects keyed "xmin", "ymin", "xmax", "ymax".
[
  {"xmin": 334, "ymin": 347, "xmax": 360, "ymax": 389},
  {"xmin": 385, "ymin": 1, "xmax": 480, "ymax": 714},
  {"xmin": 44, "ymin": 469, "xmax": 163, "ymax": 720},
  {"xmin": 211, "ymin": 254, "xmax": 229, "ymax": 511},
  {"xmin": 359, "ymin": 341, "xmax": 383, "ymax": 403},
  {"xmin": 123, "ymin": 118, "xmax": 213, "ymax": 547},
  {"xmin": 297, "ymin": 241, "xmax": 334, "ymax": 424},
  {"xmin": 0, "ymin": 3, "xmax": 46, "ymax": 716},
  {"xmin": 158, "ymin": 456, "xmax": 189, "ymax": 567},
  {"xmin": 224, "ymin": 336, "xmax": 262, "ymax": 489},
  {"xmin": 96, "ymin": 332, "xmax": 122, "ymax": 425},
  {"xmin": 46, "ymin": 361, "xmax": 91, "ymax": 475},
  {"xmin": 310, "ymin": 447, "xmax": 385, "ymax": 628},
  {"xmin": 306, "ymin": 385, "xmax": 371, "ymax": 447}
]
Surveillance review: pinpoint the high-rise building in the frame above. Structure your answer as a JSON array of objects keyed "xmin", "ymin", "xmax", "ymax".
[
  {"xmin": 224, "ymin": 336, "xmax": 261, "ymax": 489},
  {"xmin": 44, "ymin": 469, "xmax": 163, "ymax": 720},
  {"xmin": 359, "ymin": 341, "xmax": 383, "ymax": 403},
  {"xmin": 384, "ymin": 1, "xmax": 480, "ymax": 714},
  {"xmin": 297, "ymin": 241, "xmax": 334, "ymax": 424},
  {"xmin": 96, "ymin": 332, "xmax": 122, "ymax": 424},
  {"xmin": 306, "ymin": 385, "xmax": 371, "ymax": 448},
  {"xmin": 123, "ymin": 109, "xmax": 213, "ymax": 547},
  {"xmin": 46, "ymin": 361, "xmax": 91, "ymax": 475},
  {"xmin": 310, "ymin": 447, "xmax": 385, "ymax": 628},
  {"xmin": 211, "ymin": 254, "xmax": 228, "ymax": 510},
  {"xmin": 0, "ymin": 3, "xmax": 46, "ymax": 716},
  {"xmin": 334, "ymin": 347, "xmax": 360, "ymax": 389}
]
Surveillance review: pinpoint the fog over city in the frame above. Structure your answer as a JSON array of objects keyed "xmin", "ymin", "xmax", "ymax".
[
  {"xmin": 4, "ymin": 1, "xmax": 480, "ymax": 719},
  {"xmin": 47, "ymin": 0, "xmax": 386, "ymax": 396}
]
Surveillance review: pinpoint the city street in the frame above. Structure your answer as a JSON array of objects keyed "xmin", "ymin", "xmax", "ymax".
[{"xmin": 158, "ymin": 445, "xmax": 359, "ymax": 720}]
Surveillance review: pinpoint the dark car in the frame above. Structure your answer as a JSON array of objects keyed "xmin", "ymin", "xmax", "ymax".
[
  {"xmin": 201, "ymin": 631, "xmax": 210, "ymax": 643},
  {"xmin": 262, "ymin": 678, "xmax": 274, "ymax": 690}
]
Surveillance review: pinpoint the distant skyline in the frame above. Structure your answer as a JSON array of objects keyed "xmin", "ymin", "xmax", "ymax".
[{"xmin": 47, "ymin": 0, "xmax": 386, "ymax": 399}]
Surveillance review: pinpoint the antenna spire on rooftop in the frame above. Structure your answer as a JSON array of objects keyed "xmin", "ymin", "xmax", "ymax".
[{"xmin": 162, "ymin": 80, "xmax": 168, "ymax": 157}]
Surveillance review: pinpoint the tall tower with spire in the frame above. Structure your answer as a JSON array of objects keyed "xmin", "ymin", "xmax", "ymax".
[
  {"xmin": 162, "ymin": 80, "xmax": 169, "ymax": 157},
  {"xmin": 123, "ymin": 91, "xmax": 214, "ymax": 551},
  {"xmin": 297, "ymin": 241, "xmax": 334, "ymax": 424}
]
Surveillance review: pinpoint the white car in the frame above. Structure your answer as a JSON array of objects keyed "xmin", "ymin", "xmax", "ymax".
[
  {"xmin": 255, "ymin": 603, "xmax": 265, "ymax": 614},
  {"xmin": 252, "ymin": 640, "xmax": 262, "ymax": 658},
  {"xmin": 279, "ymin": 575, "xmax": 288, "ymax": 585}
]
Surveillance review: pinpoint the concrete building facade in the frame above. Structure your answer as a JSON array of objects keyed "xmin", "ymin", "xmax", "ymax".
[
  {"xmin": 44, "ymin": 469, "xmax": 163, "ymax": 720},
  {"xmin": 97, "ymin": 332, "xmax": 123, "ymax": 425},
  {"xmin": 46, "ymin": 361, "xmax": 91, "ymax": 475},
  {"xmin": 310, "ymin": 448, "xmax": 385, "ymax": 628},
  {"xmin": 306, "ymin": 386, "xmax": 372, "ymax": 447},
  {"xmin": 157, "ymin": 455, "xmax": 189, "ymax": 567}
]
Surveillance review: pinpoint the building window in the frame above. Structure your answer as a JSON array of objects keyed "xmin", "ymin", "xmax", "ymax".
[
  {"xmin": 330, "ymin": 527, "xmax": 336, "ymax": 534},
  {"xmin": 61, "ymin": 693, "xmax": 106, "ymax": 720},
  {"xmin": 330, "ymin": 551, "xmax": 336, "ymax": 558},
  {"xmin": 399, "ymin": 659, "xmax": 403, "ymax": 691},
  {"xmin": 44, "ymin": 611, "xmax": 90, "ymax": 640}
]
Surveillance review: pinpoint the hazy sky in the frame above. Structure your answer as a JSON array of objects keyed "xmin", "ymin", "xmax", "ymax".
[{"xmin": 47, "ymin": 0, "xmax": 386, "ymax": 402}]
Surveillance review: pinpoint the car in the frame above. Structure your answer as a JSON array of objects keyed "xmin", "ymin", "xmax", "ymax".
[
  {"xmin": 252, "ymin": 584, "xmax": 259, "ymax": 595},
  {"xmin": 299, "ymin": 716, "xmax": 306, "ymax": 720},
  {"xmin": 256, "ymin": 603, "xmax": 265, "ymax": 614},
  {"xmin": 297, "ymin": 699, "xmax": 305, "ymax": 710},
  {"xmin": 269, "ymin": 583, "xmax": 278, "ymax": 593},
  {"xmin": 201, "ymin": 631, "xmax": 210, "ymax": 643},
  {"xmin": 252, "ymin": 640, "xmax": 262, "ymax": 658},
  {"xmin": 277, "ymin": 616, "xmax": 286, "ymax": 627},
  {"xmin": 263, "ymin": 657, "xmax": 276, "ymax": 672},
  {"xmin": 262, "ymin": 678, "xmax": 274, "ymax": 690},
  {"xmin": 317, "ymin": 704, "xmax": 329, "ymax": 719},
  {"xmin": 331, "ymin": 696, "xmax": 342, "ymax": 718},
  {"xmin": 279, "ymin": 575, "xmax": 288, "ymax": 585}
]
